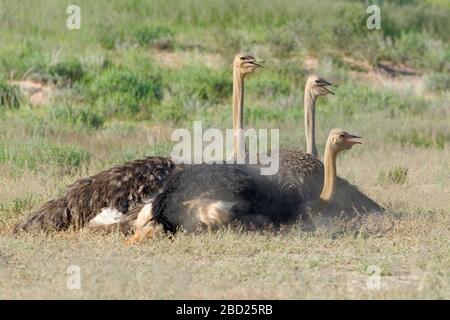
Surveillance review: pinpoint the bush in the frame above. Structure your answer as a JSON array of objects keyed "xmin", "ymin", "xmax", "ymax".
[
  {"xmin": 134, "ymin": 25, "xmax": 174, "ymax": 50},
  {"xmin": 378, "ymin": 166, "xmax": 408, "ymax": 185},
  {"xmin": 247, "ymin": 73, "xmax": 291, "ymax": 98},
  {"xmin": 48, "ymin": 58, "xmax": 84, "ymax": 84},
  {"xmin": 0, "ymin": 42, "xmax": 48, "ymax": 79},
  {"xmin": 0, "ymin": 80, "xmax": 21, "ymax": 108},
  {"xmin": 89, "ymin": 67, "xmax": 163, "ymax": 115},
  {"xmin": 151, "ymin": 102, "xmax": 187, "ymax": 124},
  {"xmin": 50, "ymin": 104, "xmax": 105, "ymax": 130},
  {"xmin": 167, "ymin": 66, "xmax": 231, "ymax": 106}
]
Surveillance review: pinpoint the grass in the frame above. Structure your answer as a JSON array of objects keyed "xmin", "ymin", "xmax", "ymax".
[
  {"xmin": 0, "ymin": 0, "xmax": 449, "ymax": 299},
  {"xmin": 1, "ymin": 211, "xmax": 449, "ymax": 299},
  {"xmin": 378, "ymin": 166, "xmax": 408, "ymax": 185},
  {"xmin": 0, "ymin": 79, "xmax": 21, "ymax": 109}
]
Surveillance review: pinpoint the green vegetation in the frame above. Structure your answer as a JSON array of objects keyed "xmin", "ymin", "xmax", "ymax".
[
  {"xmin": 87, "ymin": 67, "xmax": 163, "ymax": 116},
  {"xmin": 0, "ymin": 139, "xmax": 90, "ymax": 174},
  {"xmin": 378, "ymin": 166, "xmax": 408, "ymax": 185},
  {"xmin": 0, "ymin": 79, "xmax": 21, "ymax": 109},
  {"xmin": 50, "ymin": 104, "xmax": 105, "ymax": 130},
  {"xmin": 0, "ymin": 0, "xmax": 448, "ymax": 128}
]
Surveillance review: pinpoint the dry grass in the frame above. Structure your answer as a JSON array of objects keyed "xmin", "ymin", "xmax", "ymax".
[
  {"xmin": 1, "ymin": 112, "xmax": 449, "ymax": 299},
  {"xmin": 0, "ymin": 211, "xmax": 448, "ymax": 299}
]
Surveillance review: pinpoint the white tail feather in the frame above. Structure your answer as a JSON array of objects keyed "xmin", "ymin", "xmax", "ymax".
[{"xmin": 88, "ymin": 208, "xmax": 124, "ymax": 226}]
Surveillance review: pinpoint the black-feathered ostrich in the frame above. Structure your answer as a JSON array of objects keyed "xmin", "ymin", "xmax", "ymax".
[
  {"xmin": 122, "ymin": 75, "xmax": 381, "ymax": 237},
  {"xmin": 13, "ymin": 53, "xmax": 263, "ymax": 233},
  {"xmin": 127, "ymin": 128, "xmax": 362, "ymax": 243}
]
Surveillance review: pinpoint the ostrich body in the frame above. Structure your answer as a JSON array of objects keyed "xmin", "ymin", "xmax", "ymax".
[
  {"xmin": 13, "ymin": 54, "xmax": 263, "ymax": 233},
  {"xmin": 277, "ymin": 76, "xmax": 383, "ymax": 215},
  {"xmin": 13, "ymin": 157, "xmax": 178, "ymax": 232},
  {"xmin": 128, "ymin": 129, "xmax": 362, "ymax": 242}
]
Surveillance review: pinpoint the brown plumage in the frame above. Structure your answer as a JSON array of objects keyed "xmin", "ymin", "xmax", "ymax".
[
  {"xmin": 273, "ymin": 75, "xmax": 383, "ymax": 215},
  {"xmin": 13, "ymin": 156, "xmax": 179, "ymax": 232},
  {"xmin": 277, "ymin": 149, "xmax": 383, "ymax": 216},
  {"xmin": 13, "ymin": 53, "xmax": 264, "ymax": 234}
]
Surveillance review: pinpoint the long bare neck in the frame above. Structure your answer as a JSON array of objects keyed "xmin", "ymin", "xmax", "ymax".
[
  {"xmin": 304, "ymin": 88, "xmax": 317, "ymax": 157},
  {"xmin": 232, "ymin": 68, "xmax": 244, "ymax": 160},
  {"xmin": 311, "ymin": 143, "xmax": 338, "ymax": 213}
]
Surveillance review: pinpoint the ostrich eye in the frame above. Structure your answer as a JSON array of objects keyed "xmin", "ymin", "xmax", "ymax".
[
  {"xmin": 340, "ymin": 134, "xmax": 345, "ymax": 137},
  {"xmin": 240, "ymin": 57, "xmax": 246, "ymax": 60}
]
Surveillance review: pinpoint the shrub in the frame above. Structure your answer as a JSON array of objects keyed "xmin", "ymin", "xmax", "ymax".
[
  {"xmin": 50, "ymin": 104, "xmax": 105, "ymax": 130},
  {"xmin": 0, "ymin": 79, "xmax": 21, "ymax": 108},
  {"xmin": 378, "ymin": 166, "xmax": 408, "ymax": 185},
  {"xmin": 247, "ymin": 74, "xmax": 291, "ymax": 98},
  {"xmin": 89, "ymin": 67, "xmax": 163, "ymax": 115},
  {"xmin": 0, "ymin": 42, "xmax": 48, "ymax": 79},
  {"xmin": 134, "ymin": 25, "xmax": 174, "ymax": 50},
  {"xmin": 167, "ymin": 66, "xmax": 231, "ymax": 106},
  {"xmin": 151, "ymin": 102, "xmax": 187, "ymax": 123},
  {"xmin": 48, "ymin": 58, "xmax": 84, "ymax": 84}
]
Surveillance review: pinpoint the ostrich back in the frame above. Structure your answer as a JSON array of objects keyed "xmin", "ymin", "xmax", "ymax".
[
  {"xmin": 14, "ymin": 156, "xmax": 178, "ymax": 232},
  {"xmin": 151, "ymin": 164, "xmax": 305, "ymax": 233},
  {"xmin": 278, "ymin": 149, "xmax": 383, "ymax": 216}
]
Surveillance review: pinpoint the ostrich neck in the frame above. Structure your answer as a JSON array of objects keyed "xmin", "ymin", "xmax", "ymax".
[
  {"xmin": 232, "ymin": 69, "xmax": 245, "ymax": 160},
  {"xmin": 304, "ymin": 89, "xmax": 317, "ymax": 157},
  {"xmin": 311, "ymin": 144, "xmax": 338, "ymax": 213}
]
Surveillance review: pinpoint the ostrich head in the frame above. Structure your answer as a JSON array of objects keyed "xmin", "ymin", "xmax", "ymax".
[
  {"xmin": 306, "ymin": 75, "xmax": 335, "ymax": 96},
  {"xmin": 327, "ymin": 128, "xmax": 362, "ymax": 152},
  {"xmin": 233, "ymin": 53, "xmax": 264, "ymax": 76},
  {"xmin": 309, "ymin": 128, "xmax": 362, "ymax": 213}
]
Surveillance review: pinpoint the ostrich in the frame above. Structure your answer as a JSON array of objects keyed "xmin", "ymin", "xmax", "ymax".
[
  {"xmin": 122, "ymin": 74, "xmax": 380, "ymax": 236},
  {"xmin": 127, "ymin": 129, "xmax": 362, "ymax": 243},
  {"xmin": 303, "ymin": 75, "xmax": 335, "ymax": 157},
  {"xmin": 13, "ymin": 53, "xmax": 263, "ymax": 233},
  {"xmin": 277, "ymin": 75, "xmax": 383, "ymax": 214}
]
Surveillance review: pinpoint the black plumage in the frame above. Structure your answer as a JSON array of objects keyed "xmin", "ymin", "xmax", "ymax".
[
  {"xmin": 148, "ymin": 163, "xmax": 307, "ymax": 234},
  {"xmin": 13, "ymin": 156, "xmax": 179, "ymax": 232}
]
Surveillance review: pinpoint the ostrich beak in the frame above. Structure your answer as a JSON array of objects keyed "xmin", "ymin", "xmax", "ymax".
[
  {"xmin": 317, "ymin": 78, "xmax": 335, "ymax": 95},
  {"xmin": 251, "ymin": 59, "xmax": 265, "ymax": 68},
  {"xmin": 346, "ymin": 134, "xmax": 362, "ymax": 145}
]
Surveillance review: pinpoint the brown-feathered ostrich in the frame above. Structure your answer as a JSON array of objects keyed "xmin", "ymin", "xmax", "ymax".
[
  {"xmin": 13, "ymin": 53, "xmax": 263, "ymax": 233},
  {"xmin": 127, "ymin": 129, "xmax": 362, "ymax": 242},
  {"xmin": 277, "ymin": 76, "xmax": 383, "ymax": 215}
]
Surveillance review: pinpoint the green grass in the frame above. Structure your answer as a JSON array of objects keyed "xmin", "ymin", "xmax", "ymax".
[
  {"xmin": 378, "ymin": 166, "xmax": 408, "ymax": 185},
  {"xmin": 0, "ymin": 79, "xmax": 21, "ymax": 109},
  {"xmin": 49, "ymin": 104, "xmax": 105, "ymax": 130},
  {"xmin": 0, "ymin": 139, "xmax": 90, "ymax": 174}
]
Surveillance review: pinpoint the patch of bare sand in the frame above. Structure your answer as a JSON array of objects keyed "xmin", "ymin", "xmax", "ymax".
[
  {"xmin": 343, "ymin": 57, "xmax": 426, "ymax": 96},
  {"xmin": 8, "ymin": 80, "xmax": 54, "ymax": 106},
  {"xmin": 151, "ymin": 50, "xmax": 224, "ymax": 70}
]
